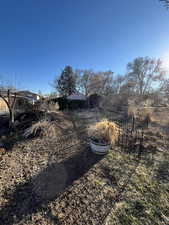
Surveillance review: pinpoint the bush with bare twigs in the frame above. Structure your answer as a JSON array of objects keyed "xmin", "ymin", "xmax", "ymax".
[
  {"xmin": 137, "ymin": 108, "xmax": 154, "ymax": 122},
  {"xmin": 88, "ymin": 119, "xmax": 119, "ymax": 145}
]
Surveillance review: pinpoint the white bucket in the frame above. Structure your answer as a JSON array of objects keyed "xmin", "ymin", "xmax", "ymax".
[{"xmin": 90, "ymin": 140, "xmax": 110, "ymax": 155}]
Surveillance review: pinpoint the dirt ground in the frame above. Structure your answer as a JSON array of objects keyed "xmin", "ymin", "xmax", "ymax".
[{"xmin": 0, "ymin": 108, "xmax": 169, "ymax": 225}]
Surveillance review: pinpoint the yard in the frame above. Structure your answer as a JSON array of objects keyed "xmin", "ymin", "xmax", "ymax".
[{"xmin": 0, "ymin": 108, "xmax": 169, "ymax": 224}]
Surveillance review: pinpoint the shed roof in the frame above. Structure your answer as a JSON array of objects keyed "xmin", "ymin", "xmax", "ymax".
[{"xmin": 67, "ymin": 92, "xmax": 86, "ymax": 100}]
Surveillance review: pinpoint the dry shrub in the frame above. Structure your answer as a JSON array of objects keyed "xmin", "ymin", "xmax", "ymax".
[
  {"xmin": 127, "ymin": 106, "xmax": 137, "ymax": 118},
  {"xmin": 136, "ymin": 107, "xmax": 155, "ymax": 122},
  {"xmin": 145, "ymin": 129, "xmax": 165, "ymax": 140},
  {"xmin": 88, "ymin": 119, "xmax": 119, "ymax": 145},
  {"xmin": 23, "ymin": 120, "xmax": 59, "ymax": 138},
  {"xmin": 144, "ymin": 113, "xmax": 153, "ymax": 124},
  {"xmin": 101, "ymin": 95, "xmax": 114, "ymax": 111},
  {"xmin": 101, "ymin": 94, "xmax": 127, "ymax": 112},
  {"xmin": 156, "ymin": 131, "xmax": 164, "ymax": 138}
]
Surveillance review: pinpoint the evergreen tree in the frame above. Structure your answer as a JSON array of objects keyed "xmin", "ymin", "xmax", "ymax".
[{"xmin": 55, "ymin": 66, "xmax": 76, "ymax": 97}]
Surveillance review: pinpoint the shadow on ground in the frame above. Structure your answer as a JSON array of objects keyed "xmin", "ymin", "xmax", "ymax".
[{"xmin": 0, "ymin": 146, "xmax": 103, "ymax": 225}]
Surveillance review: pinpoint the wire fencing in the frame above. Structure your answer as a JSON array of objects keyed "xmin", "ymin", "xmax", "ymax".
[
  {"xmin": 116, "ymin": 116, "xmax": 144, "ymax": 157},
  {"xmin": 48, "ymin": 114, "xmax": 144, "ymax": 159}
]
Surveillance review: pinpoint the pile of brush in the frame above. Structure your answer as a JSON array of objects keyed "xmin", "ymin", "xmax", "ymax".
[{"xmin": 23, "ymin": 120, "xmax": 59, "ymax": 139}]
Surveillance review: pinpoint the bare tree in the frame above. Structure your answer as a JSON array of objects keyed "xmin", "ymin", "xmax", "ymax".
[
  {"xmin": 160, "ymin": 0, "xmax": 169, "ymax": 8},
  {"xmin": 75, "ymin": 69, "xmax": 114, "ymax": 96},
  {"xmin": 159, "ymin": 78, "xmax": 169, "ymax": 99},
  {"xmin": 112, "ymin": 74, "xmax": 126, "ymax": 94},
  {"xmin": 75, "ymin": 69, "xmax": 93, "ymax": 96},
  {"xmin": 0, "ymin": 89, "xmax": 17, "ymax": 128},
  {"xmin": 92, "ymin": 70, "xmax": 114, "ymax": 95},
  {"xmin": 127, "ymin": 57, "xmax": 166, "ymax": 96}
]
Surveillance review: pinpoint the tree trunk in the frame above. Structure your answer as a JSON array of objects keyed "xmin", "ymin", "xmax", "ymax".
[
  {"xmin": 0, "ymin": 90, "xmax": 16, "ymax": 130},
  {"xmin": 9, "ymin": 109, "xmax": 14, "ymax": 129}
]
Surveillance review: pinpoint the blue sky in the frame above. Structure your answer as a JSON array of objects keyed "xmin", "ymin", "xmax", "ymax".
[{"xmin": 0, "ymin": 0, "xmax": 169, "ymax": 94}]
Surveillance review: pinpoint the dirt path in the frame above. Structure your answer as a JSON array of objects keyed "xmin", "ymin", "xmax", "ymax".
[
  {"xmin": 1, "ymin": 109, "xmax": 168, "ymax": 225},
  {"xmin": 0, "ymin": 110, "xmax": 115, "ymax": 225}
]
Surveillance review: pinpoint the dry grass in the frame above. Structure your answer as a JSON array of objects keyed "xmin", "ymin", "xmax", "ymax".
[
  {"xmin": 1, "ymin": 109, "xmax": 169, "ymax": 225},
  {"xmin": 137, "ymin": 107, "xmax": 154, "ymax": 121},
  {"xmin": 23, "ymin": 120, "xmax": 59, "ymax": 138},
  {"xmin": 127, "ymin": 107, "xmax": 155, "ymax": 126},
  {"xmin": 88, "ymin": 119, "xmax": 119, "ymax": 145},
  {"xmin": 104, "ymin": 149, "xmax": 169, "ymax": 225},
  {"xmin": 127, "ymin": 106, "xmax": 137, "ymax": 118},
  {"xmin": 128, "ymin": 106, "xmax": 155, "ymax": 121}
]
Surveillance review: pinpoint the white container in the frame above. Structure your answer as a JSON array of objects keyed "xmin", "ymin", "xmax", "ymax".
[{"xmin": 90, "ymin": 139, "xmax": 110, "ymax": 155}]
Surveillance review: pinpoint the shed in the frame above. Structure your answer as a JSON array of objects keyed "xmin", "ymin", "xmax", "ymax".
[{"xmin": 67, "ymin": 92, "xmax": 86, "ymax": 101}]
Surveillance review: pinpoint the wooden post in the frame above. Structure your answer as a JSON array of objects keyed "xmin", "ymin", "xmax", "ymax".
[{"xmin": 132, "ymin": 114, "xmax": 135, "ymax": 132}]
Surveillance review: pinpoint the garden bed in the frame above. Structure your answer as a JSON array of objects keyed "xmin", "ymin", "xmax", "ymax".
[{"xmin": 0, "ymin": 109, "xmax": 169, "ymax": 224}]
